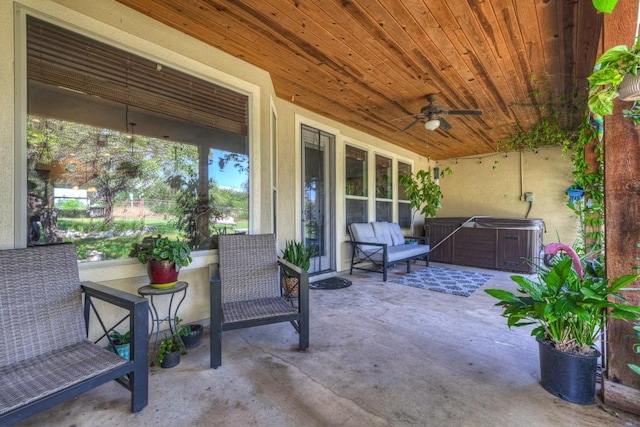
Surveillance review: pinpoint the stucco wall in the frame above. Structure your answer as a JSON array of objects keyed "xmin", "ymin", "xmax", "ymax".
[{"xmin": 436, "ymin": 147, "xmax": 579, "ymax": 246}]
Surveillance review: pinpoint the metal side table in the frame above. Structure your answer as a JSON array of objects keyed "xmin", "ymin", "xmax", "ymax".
[{"xmin": 137, "ymin": 281, "xmax": 188, "ymax": 365}]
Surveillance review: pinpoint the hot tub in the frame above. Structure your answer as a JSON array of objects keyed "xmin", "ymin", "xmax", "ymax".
[{"xmin": 424, "ymin": 217, "xmax": 545, "ymax": 273}]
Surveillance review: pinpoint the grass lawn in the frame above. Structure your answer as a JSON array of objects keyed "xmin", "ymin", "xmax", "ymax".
[{"xmin": 60, "ymin": 216, "xmax": 249, "ymax": 260}]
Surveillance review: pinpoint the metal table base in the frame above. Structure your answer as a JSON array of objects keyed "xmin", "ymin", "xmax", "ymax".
[{"xmin": 137, "ymin": 281, "xmax": 188, "ymax": 365}]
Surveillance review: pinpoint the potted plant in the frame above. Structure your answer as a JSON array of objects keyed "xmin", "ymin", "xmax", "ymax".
[
  {"xmin": 176, "ymin": 316, "xmax": 203, "ymax": 348},
  {"xmin": 157, "ymin": 333, "xmax": 184, "ymax": 368},
  {"xmin": 108, "ymin": 330, "xmax": 130, "ymax": 360},
  {"xmin": 280, "ymin": 240, "xmax": 315, "ymax": 297},
  {"xmin": 129, "ymin": 234, "xmax": 192, "ymax": 287},
  {"xmin": 485, "ymin": 243, "xmax": 640, "ymax": 404},
  {"xmin": 398, "ymin": 167, "xmax": 451, "ymax": 234},
  {"xmin": 566, "ymin": 184, "xmax": 585, "ymax": 206},
  {"xmin": 587, "ymin": 41, "xmax": 640, "ymax": 123}
]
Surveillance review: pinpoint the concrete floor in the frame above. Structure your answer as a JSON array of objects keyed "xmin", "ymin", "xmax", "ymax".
[{"xmin": 16, "ymin": 263, "xmax": 640, "ymax": 426}]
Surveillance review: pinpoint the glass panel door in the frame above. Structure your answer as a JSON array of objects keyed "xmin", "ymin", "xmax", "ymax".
[{"xmin": 301, "ymin": 125, "xmax": 334, "ymax": 274}]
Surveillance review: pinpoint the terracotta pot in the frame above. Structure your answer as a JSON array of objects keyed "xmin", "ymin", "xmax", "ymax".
[
  {"xmin": 618, "ymin": 73, "xmax": 640, "ymax": 102},
  {"xmin": 147, "ymin": 259, "xmax": 179, "ymax": 284}
]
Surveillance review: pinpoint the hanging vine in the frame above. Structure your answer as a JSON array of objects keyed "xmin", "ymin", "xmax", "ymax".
[{"xmin": 496, "ymin": 72, "xmax": 605, "ymax": 256}]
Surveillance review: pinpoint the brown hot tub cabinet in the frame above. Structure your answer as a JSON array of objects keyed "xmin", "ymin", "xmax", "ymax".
[{"xmin": 424, "ymin": 217, "xmax": 544, "ymax": 273}]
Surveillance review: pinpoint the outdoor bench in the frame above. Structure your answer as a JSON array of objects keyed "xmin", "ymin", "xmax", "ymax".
[
  {"xmin": 348, "ymin": 222, "xmax": 430, "ymax": 281},
  {"xmin": 0, "ymin": 244, "xmax": 149, "ymax": 425}
]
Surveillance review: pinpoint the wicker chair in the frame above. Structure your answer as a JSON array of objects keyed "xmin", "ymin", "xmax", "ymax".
[
  {"xmin": 210, "ymin": 234, "xmax": 309, "ymax": 368},
  {"xmin": 0, "ymin": 244, "xmax": 149, "ymax": 424}
]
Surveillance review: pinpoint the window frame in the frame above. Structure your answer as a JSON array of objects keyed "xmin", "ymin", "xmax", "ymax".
[
  {"xmin": 344, "ymin": 144, "xmax": 369, "ymax": 230},
  {"xmin": 14, "ymin": 8, "xmax": 262, "ymax": 260},
  {"xmin": 397, "ymin": 161, "xmax": 413, "ymax": 232},
  {"xmin": 374, "ymin": 154, "xmax": 393, "ymax": 223}
]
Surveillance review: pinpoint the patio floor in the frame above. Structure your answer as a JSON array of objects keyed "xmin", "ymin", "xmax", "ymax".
[{"xmin": 17, "ymin": 263, "xmax": 640, "ymax": 426}]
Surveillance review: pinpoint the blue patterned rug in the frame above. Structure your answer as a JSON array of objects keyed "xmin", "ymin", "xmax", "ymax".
[{"xmin": 390, "ymin": 266, "xmax": 493, "ymax": 297}]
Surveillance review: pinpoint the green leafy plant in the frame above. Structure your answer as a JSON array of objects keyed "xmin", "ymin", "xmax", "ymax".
[
  {"xmin": 156, "ymin": 334, "xmax": 185, "ymax": 365},
  {"xmin": 588, "ymin": 42, "xmax": 640, "ymax": 123},
  {"xmin": 592, "ymin": 0, "xmax": 618, "ymax": 14},
  {"xmin": 398, "ymin": 168, "xmax": 451, "ymax": 220},
  {"xmin": 559, "ymin": 116, "xmax": 605, "ymax": 256},
  {"xmin": 485, "ymin": 243, "xmax": 640, "ymax": 355},
  {"xmin": 156, "ymin": 316, "xmax": 186, "ymax": 364},
  {"xmin": 497, "ymin": 72, "xmax": 581, "ymax": 155},
  {"xmin": 129, "ymin": 234, "xmax": 192, "ymax": 267},
  {"xmin": 496, "ymin": 71, "xmax": 604, "ymax": 256},
  {"xmin": 629, "ymin": 324, "xmax": 640, "ymax": 376},
  {"xmin": 174, "ymin": 316, "xmax": 191, "ymax": 338},
  {"xmin": 280, "ymin": 240, "xmax": 315, "ymax": 271},
  {"xmin": 109, "ymin": 330, "xmax": 131, "ymax": 345}
]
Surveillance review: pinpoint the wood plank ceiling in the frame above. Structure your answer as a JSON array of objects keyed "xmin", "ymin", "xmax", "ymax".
[{"xmin": 115, "ymin": 0, "xmax": 602, "ymax": 160}]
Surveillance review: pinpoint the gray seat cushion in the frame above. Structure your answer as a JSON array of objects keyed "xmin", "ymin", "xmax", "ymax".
[
  {"xmin": 350, "ymin": 223, "xmax": 384, "ymax": 252},
  {"xmin": 371, "ymin": 222, "xmax": 394, "ymax": 247},
  {"xmin": 367, "ymin": 244, "xmax": 430, "ymax": 263}
]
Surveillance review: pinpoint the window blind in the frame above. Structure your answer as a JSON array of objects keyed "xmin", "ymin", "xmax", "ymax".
[{"xmin": 27, "ymin": 16, "xmax": 248, "ymax": 136}]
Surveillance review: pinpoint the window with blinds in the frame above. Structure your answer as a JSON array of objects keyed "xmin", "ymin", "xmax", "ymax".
[{"xmin": 25, "ymin": 16, "xmax": 250, "ymax": 260}]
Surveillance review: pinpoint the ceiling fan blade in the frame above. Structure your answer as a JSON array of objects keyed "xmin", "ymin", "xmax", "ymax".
[
  {"xmin": 438, "ymin": 117, "xmax": 453, "ymax": 131},
  {"xmin": 391, "ymin": 113, "xmax": 421, "ymax": 122},
  {"xmin": 446, "ymin": 109, "xmax": 483, "ymax": 115},
  {"xmin": 399, "ymin": 118, "xmax": 421, "ymax": 133}
]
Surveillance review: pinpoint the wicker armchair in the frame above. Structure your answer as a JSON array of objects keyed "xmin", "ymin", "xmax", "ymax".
[
  {"xmin": 210, "ymin": 234, "xmax": 309, "ymax": 368},
  {"xmin": 0, "ymin": 244, "xmax": 148, "ymax": 425}
]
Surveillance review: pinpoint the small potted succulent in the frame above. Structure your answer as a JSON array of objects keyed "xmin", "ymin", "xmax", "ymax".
[
  {"xmin": 108, "ymin": 330, "xmax": 131, "ymax": 360},
  {"xmin": 130, "ymin": 234, "xmax": 192, "ymax": 287},
  {"xmin": 485, "ymin": 243, "xmax": 640, "ymax": 404},
  {"xmin": 280, "ymin": 240, "xmax": 315, "ymax": 297}
]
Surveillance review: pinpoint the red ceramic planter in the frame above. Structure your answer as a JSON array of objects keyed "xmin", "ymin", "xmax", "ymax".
[{"xmin": 147, "ymin": 259, "xmax": 179, "ymax": 284}]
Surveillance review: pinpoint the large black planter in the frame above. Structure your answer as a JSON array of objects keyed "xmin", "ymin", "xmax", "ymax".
[{"xmin": 538, "ymin": 339, "xmax": 600, "ymax": 404}]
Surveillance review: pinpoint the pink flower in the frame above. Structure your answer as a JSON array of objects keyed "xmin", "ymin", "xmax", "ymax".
[{"xmin": 544, "ymin": 243, "xmax": 583, "ymax": 279}]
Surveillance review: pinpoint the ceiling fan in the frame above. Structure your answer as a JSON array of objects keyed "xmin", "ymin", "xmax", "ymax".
[{"xmin": 396, "ymin": 94, "xmax": 483, "ymax": 132}]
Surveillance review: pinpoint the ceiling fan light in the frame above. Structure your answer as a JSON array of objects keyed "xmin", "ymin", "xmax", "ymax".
[{"xmin": 425, "ymin": 119, "xmax": 440, "ymax": 131}]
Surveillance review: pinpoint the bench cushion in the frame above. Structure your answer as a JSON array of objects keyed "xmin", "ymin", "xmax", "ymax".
[
  {"xmin": 371, "ymin": 222, "xmax": 394, "ymax": 247},
  {"xmin": 367, "ymin": 244, "xmax": 430, "ymax": 263},
  {"xmin": 0, "ymin": 341, "xmax": 127, "ymax": 415},
  {"xmin": 388, "ymin": 223, "xmax": 406, "ymax": 246},
  {"xmin": 350, "ymin": 223, "xmax": 384, "ymax": 252}
]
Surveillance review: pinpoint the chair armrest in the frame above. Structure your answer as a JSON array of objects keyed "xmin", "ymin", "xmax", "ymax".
[
  {"xmin": 277, "ymin": 259, "xmax": 309, "ymax": 312},
  {"xmin": 278, "ymin": 258, "xmax": 307, "ymax": 277},
  {"xmin": 82, "ymin": 281, "xmax": 147, "ymax": 311},
  {"xmin": 81, "ymin": 281, "xmax": 148, "ymax": 369}
]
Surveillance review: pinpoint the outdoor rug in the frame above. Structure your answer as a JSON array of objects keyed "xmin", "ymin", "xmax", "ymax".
[
  {"xmin": 310, "ymin": 277, "xmax": 352, "ymax": 290},
  {"xmin": 390, "ymin": 266, "xmax": 493, "ymax": 297}
]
